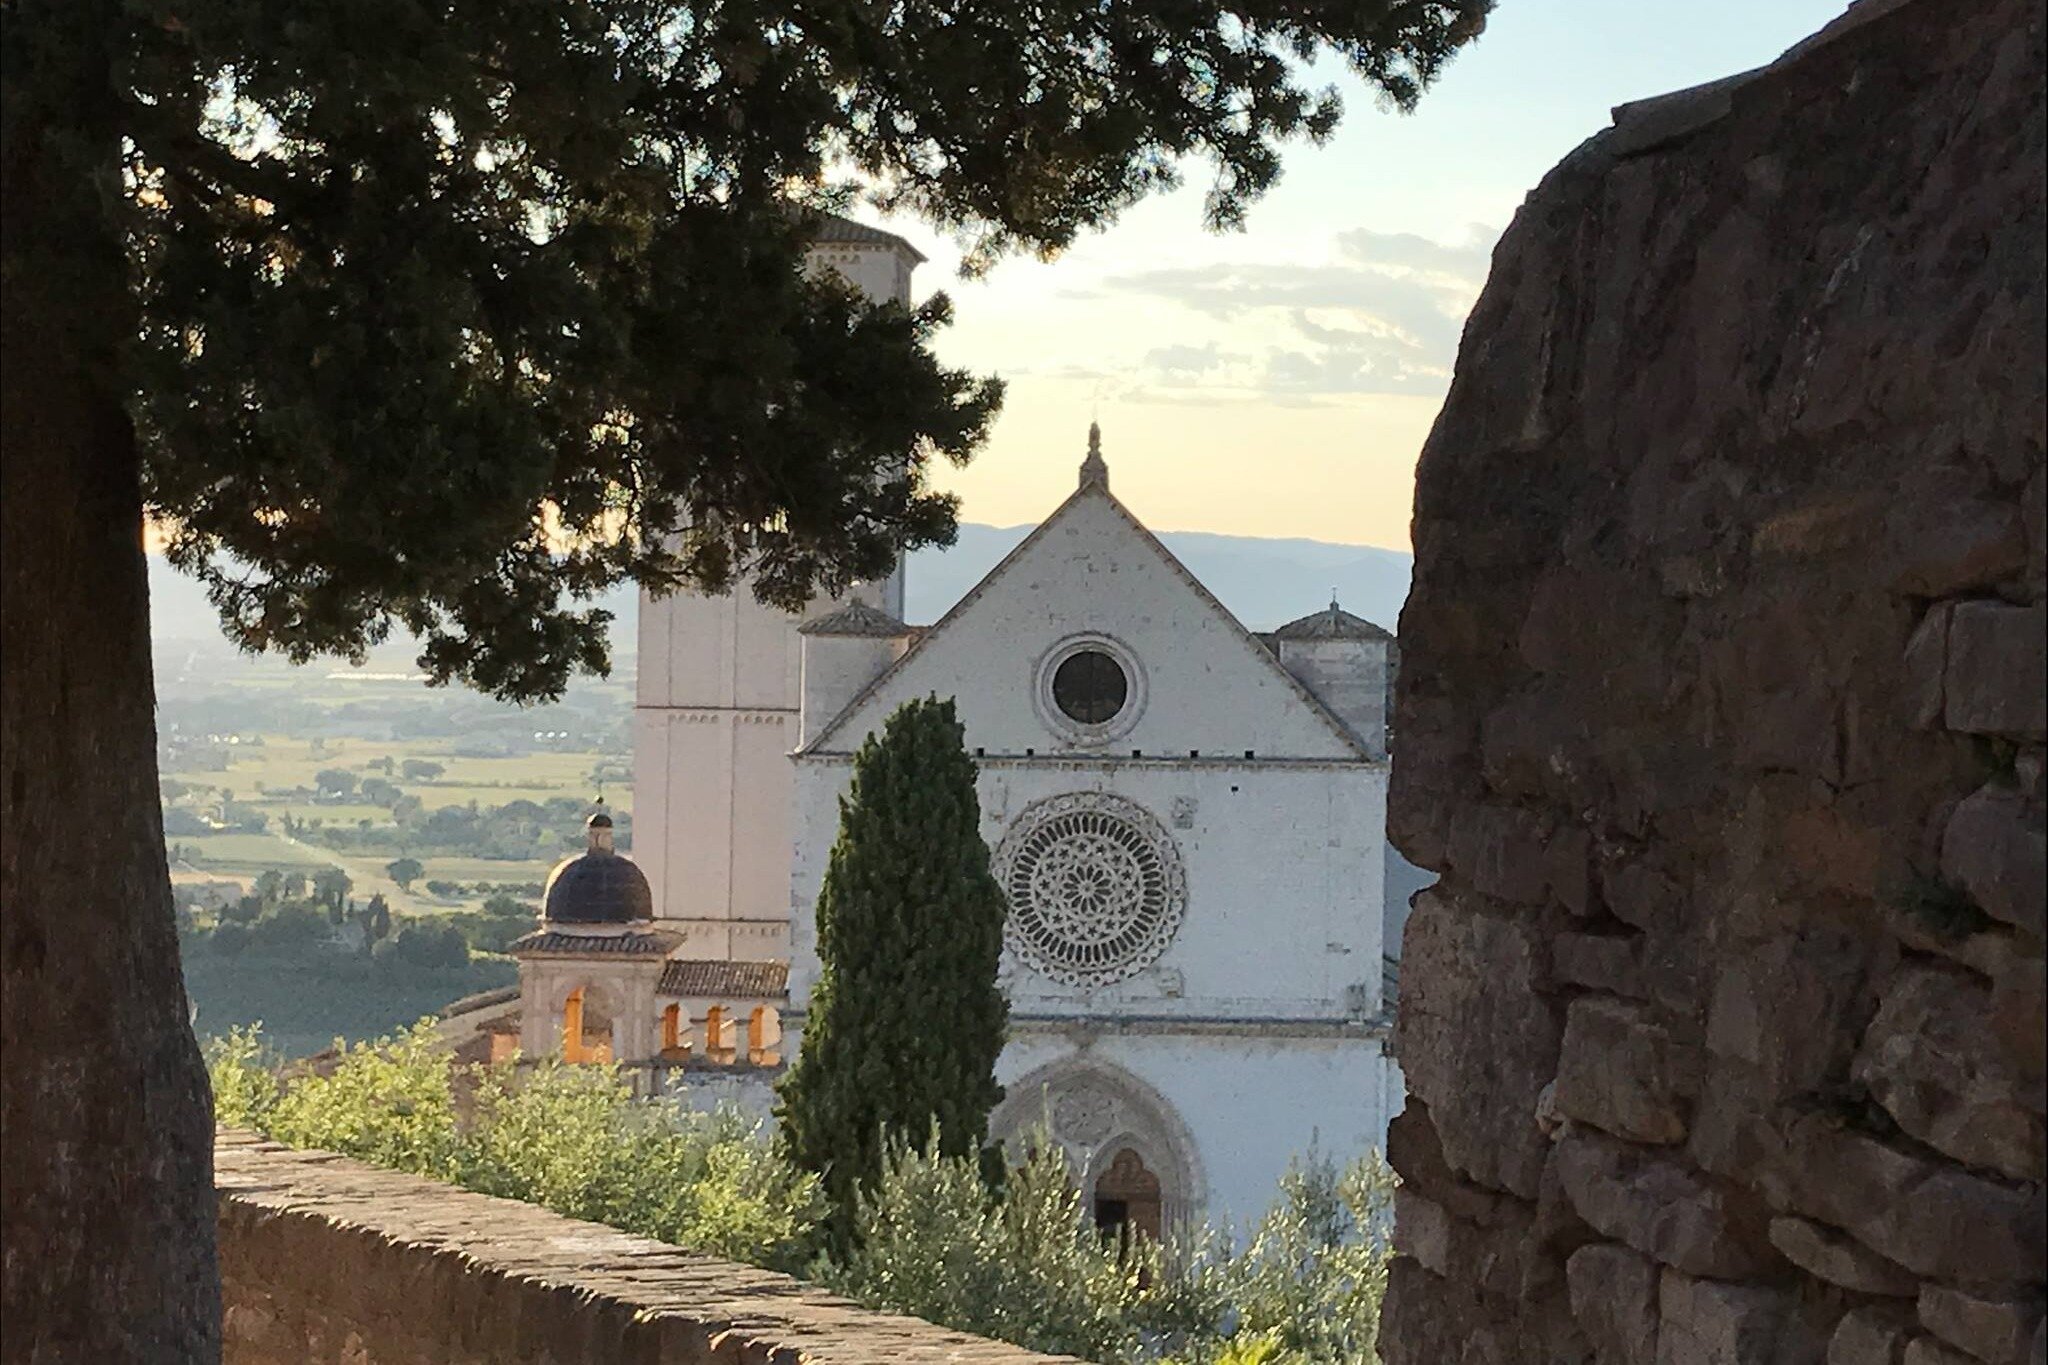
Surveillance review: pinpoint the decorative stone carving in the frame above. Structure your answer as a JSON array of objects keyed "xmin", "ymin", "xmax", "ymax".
[
  {"xmin": 995, "ymin": 792, "xmax": 1187, "ymax": 989},
  {"xmin": 1051, "ymin": 1085, "xmax": 1116, "ymax": 1147}
]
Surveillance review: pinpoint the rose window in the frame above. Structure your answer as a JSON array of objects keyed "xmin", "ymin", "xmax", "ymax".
[{"xmin": 996, "ymin": 793, "xmax": 1187, "ymax": 989}]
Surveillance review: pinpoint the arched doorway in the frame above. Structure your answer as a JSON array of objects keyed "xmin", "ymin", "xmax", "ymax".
[
  {"xmin": 1092, "ymin": 1146, "xmax": 1163, "ymax": 1245},
  {"xmin": 988, "ymin": 1059, "xmax": 1205, "ymax": 1234}
]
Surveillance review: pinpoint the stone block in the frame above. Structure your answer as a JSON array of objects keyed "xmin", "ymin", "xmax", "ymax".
[
  {"xmin": 1917, "ymin": 1285, "xmax": 2044, "ymax": 1365},
  {"xmin": 1554, "ymin": 1130, "xmax": 1773, "ymax": 1278},
  {"xmin": 1780, "ymin": 1118, "xmax": 2047, "ymax": 1288},
  {"xmin": 1903, "ymin": 604, "xmax": 1954, "ymax": 730},
  {"xmin": 1548, "ymin": 826, "xmax": 1594, "ymax": 915},
  {"xmin": 1940, "ymin": 785, "xmax": 2048, "ymax": 940},
  {"xmin": 1603, "ymin": 860, "xmax": 1685, "ymax": 933},
  {"xmin": 1989, "ymin": 954, "xmax": 2048, "ymax": 1114},
  {"xmin": 1769, "ymin": 1216, "xmax": 1920, "ymax": 1296},
  {"xmin": 1395, "ymin": 1187, "xmax": 1457, "ymax": 1277},
  {"xmin": 1448, "ymin": 802, "xmax": 1557, "ymax": 905},
  {"xmin": 1946, "ymin": 603, "xmax": 2048, "ymax": 740},
  {"xmin": 1567, "ymin": 1243, "xmax": 1660, "ymax": 1365},
  {"xmin": 1554, "ymin": 995, "xmax": 1700, "ymax": 1144},
  {"xmin": 1830, "ymin": 1307, "xmax": 1914, "ymax": 1365},
  {"xmin": 1906, "ymin": 1339, "xmax": 1986, "ymax": 1365},
  {"xmin": 1386, "ymin": 1101, "xmax": 1505, "ymax": 1222},
  {"xmin": 1888, "ymin": 497, "xmax": 2029, "ymax": 597},
  {"xmin": 1656, "ymin": 1271, "xmax": 1805, "ymax": 1365},
  {"xmin": 1705, "ymin": 926, "xmax": 1877, "ymax": 1100},
  {"xmin": 1396, "ymin": 893, "xmax": 1560, "ymax": 1199},
  {"xmin": 1854, "ymin": 961, "xmax": 2045, "ymax": 1183},
  {"xmin": 2026, "ymin": 467, "xmax": 2047, "ymax": 598},
  {"xmin": 1555, "ymin": 931, "xmax": 1646, "ymax": 998}
]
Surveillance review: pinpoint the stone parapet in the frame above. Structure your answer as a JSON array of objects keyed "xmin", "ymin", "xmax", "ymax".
[
  {"xmin": 215, "ymin": 1129, "xmax": 1078, "ymax": 1364},
  {"xmin": 1382, "ymin": 0, "xmax": 2047, "ymax": 1360}
]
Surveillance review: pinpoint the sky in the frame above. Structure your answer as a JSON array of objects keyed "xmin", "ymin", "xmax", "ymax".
[{"xmin": 874, "ymin": 0, "xmax": 1852, "ymax": 549}]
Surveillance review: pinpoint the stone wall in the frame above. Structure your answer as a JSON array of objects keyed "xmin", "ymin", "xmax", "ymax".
[
  {"xmin": 1383, "ymin": 1, "xmax": 2045, "ymax": 1362},
  {"xmin": 215, "ymin": 1130, "xmax": 1076, "ymax": 1364}
]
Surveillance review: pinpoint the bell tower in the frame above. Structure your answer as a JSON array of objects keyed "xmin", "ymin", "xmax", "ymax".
[{"xmin": 632, "ymin": 219, "xmax": 923, "ymax": 961}]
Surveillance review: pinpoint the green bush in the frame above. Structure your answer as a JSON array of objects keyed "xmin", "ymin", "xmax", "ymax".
[
  {"xmin": 204, "ymin": 1025, "xmax": 281, "ymax": 1131},
  {"xmin": 208, "ymin": 1023, "xmax": 825, "ymax": 1274},
  {"xmin": 824, "ymin": 1127, "xmax": 1151, "ymax": 1361},
  {"xmin": 209, "ymin": 922, "xmax": 252, "ymax": 956},
  {"xmin": 462, "ymin": 1063, "xmax": 825, "ymax": 1273},
  {"xmin": 206, "ymin": 1022, "xmax": 1393, "ymax": 1364},
  {"xmin": 264, "ymin": 1021, "xmax": 463, "ymax": 1179}
]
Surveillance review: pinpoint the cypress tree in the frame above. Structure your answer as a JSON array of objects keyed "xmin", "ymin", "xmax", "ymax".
[{"xmin": 777, "ymin": 695, "xmax": 1009, "ymax": 1231}]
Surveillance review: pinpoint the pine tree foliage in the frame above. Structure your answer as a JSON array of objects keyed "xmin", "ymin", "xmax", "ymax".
[
  {"xmin": 16, "ymin": 0, "xmax": 1488, "ymax": 703},
  {"xmin": 776, "ymin": 695, "xmax": 1009, "ymax": 1225}
]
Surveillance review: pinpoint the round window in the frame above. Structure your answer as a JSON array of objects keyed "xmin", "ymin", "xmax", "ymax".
[
  {"xmin": 996, "ymin": 792, "xmax": 1188, "ymax": 989},
  {"xmin": 1051, "ymin": 650, "xmax": 1129, "ymax": 725}
]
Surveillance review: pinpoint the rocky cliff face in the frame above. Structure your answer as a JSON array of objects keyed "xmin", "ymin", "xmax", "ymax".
[{"xmin": 1384, "ymin": 1, "xmax": 2046, "ymax": 1361}]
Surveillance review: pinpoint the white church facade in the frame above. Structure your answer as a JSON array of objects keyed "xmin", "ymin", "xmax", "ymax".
[
  {"xmin": 785, "ymin": 433, "xmax": 1403, "ymax": 1230},
  {"xmin": 511, "ymin": 219, "xmax": 1404, "ymax": 1235}
]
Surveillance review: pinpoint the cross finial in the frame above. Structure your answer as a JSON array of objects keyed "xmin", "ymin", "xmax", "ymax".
[{"xmin": 1079, "ymin": 421, "xmax": 1108, "ymax": 489}]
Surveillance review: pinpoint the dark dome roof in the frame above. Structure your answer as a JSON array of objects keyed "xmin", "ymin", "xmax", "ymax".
[{"xmin": 542, "ymin": 848, "xmax": 653, "ymax": 925}]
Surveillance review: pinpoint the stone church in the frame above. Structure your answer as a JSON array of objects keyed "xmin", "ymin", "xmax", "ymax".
[{"xmin": 510, "ymin": 218, "xmax": 1404, "ymax": 1232}]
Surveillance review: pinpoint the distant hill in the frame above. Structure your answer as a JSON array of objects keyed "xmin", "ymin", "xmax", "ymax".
[
  {"xmin": 149, "ymin": 525, "xmax": 1411, "ymax": 662},
  {"xmin": 904, "ymin": 524, "xmax": 1411, "ymax": 635}
]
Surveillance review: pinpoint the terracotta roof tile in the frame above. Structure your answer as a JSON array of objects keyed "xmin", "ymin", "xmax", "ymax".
[
  {"xmin": 1271, "ymin": 603, "xmax": 1395, "ymax": 642},
  {"xmin": 809, "ymin": 215, "xmax": 927, "ymax": 263},
  {"xmin": 799, "ymin": 601, "xmax": 910, "ymax": 637},
  {"xmin": 658, "ymin": 959, "xmax": 790, "ymax": 999},
  {"xmin": 508, "ymin": 929, "xmax": 680, "ymax": 957}
]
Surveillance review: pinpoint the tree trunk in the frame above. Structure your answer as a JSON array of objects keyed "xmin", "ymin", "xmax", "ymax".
[{"xmin": 1, "ymin": 3, "xmax": 223, "ymax": 1358}]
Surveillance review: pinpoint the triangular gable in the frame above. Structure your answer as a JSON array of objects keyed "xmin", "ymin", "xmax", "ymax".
[{"xmin": 803, "ymin": 482, "xmax": 1371, "ymax": 760}]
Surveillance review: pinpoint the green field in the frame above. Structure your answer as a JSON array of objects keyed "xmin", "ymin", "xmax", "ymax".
[
  {"xmin": 163, "ymin": 733, "xmax": 627, "ymax": 915},
  {"xmin": 174, "ymin": 831, "xmax": 332, "ymax": 872},
  {"xmin": 165, "ymin": 736, "xmax": 632, "ymax": 815}
]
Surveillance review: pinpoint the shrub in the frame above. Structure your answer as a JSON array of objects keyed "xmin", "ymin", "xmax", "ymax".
[
  {"xmin": 208, "ymin": 1022, "xmax": 824, "ymax": 1274},
  {"xmin": 264, "ymin": 1021, "xmax": 462, "ymax": 1179},
  {"xmin": 824, "ymin": 1128, "xmax": 1150, "ymax": 1361},
  {"xmin": 461, "ymin": 1063, "xmax": 826, "ymax": 1273},
  {"xmin": 205, "ymin": 1025, "xmax": 281, "ymax": 1131},
  {"xmin": 209, "ymin": 922, "xmax": 252, "ymax": 956},
  {"xmin": 205, "ymin": 1020, "xmax": 1395, "ymax": 1365}
]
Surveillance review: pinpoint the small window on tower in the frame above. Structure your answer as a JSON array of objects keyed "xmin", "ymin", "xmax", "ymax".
[{"xmin": 1051, "ymin": 649, "xmax": 1129, "ymax": 725}]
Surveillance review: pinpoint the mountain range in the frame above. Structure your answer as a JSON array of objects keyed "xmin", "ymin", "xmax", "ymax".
[{"xmin": 148, "ymin": 525, "xmax": 1413, "ymax": 659}]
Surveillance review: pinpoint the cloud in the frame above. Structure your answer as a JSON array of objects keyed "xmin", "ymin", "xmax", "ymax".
[
  {"xmin": 1089, "ymin": 223, "xmax": 1498, "ymax": 401},
  {"xmin": 1334, "ymin": 226, "xmax": 1496, "ymax": 282},
  {"xmin": 1141, "ymin": 342, "xmax": 1231, "ymax": 379}
]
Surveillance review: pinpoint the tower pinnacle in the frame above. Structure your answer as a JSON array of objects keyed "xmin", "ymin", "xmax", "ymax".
[{"xmin": 1079, "ymin": 422, "xmax": 1109, "ymax": 489}]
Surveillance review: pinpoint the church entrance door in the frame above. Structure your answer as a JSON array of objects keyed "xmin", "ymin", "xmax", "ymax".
[{"xmin": 1093, "ymin": 1147, "xmax": 1162, "ymax": 1245}]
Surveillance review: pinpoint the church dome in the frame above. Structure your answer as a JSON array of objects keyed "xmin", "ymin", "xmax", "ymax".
[{"xmin": 541, "ymin": 811, "xmax": 654, "ymax": 926}]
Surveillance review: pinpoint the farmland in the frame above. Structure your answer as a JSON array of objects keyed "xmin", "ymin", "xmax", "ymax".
[{"xmin": 155, "ymin": 644, "xmax": 635, "ymax": 1055}]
